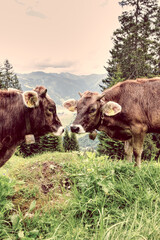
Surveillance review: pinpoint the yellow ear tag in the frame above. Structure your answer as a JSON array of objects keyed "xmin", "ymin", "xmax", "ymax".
[
  {"xmin": 106, "ymin": 109, "xmax": 115, "ymax": 116},
  {"xmin": 27, "ymin": 100, "xmax": 33, "ymax": 108},
  {"xmin": 69, "ymin": 106, "xmax": 76, "ymax": 112}
]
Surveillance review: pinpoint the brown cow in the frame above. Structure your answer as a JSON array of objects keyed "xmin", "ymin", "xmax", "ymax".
[
  {"xmin": 63, "ymin": 77, "xmax": 160, "ymax": 167},
  {"xmin": 0, "ymin": 86, "xmax": 64, "ymax": 167}
]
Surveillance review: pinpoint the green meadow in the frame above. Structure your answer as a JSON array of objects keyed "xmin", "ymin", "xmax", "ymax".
[{"xmin": 0, "ymin": 152, "xmax": 160, "ymax": 240}]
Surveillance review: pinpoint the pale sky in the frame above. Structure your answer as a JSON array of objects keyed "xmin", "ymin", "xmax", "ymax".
[{"xmin": 0, "ymin": 0, "xmax": 159, "ymax": 75}]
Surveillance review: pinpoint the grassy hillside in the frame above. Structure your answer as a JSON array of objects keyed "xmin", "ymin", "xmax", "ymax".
[{"xmin": 0, "ymin": 152, "xmax": 160, "ymax": 239}]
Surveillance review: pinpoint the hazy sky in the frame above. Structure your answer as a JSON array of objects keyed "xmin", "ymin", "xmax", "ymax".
[{"xmin": 0, "ymin": 0, "xmax": 159, "ymax": 75}]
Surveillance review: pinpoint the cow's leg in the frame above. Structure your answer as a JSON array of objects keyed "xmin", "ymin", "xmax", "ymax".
[
  {"xmin": 132, "ymin": 133, "xmax": 145, "ymax": 167},
  {"xmin": 124, "ymin": 139, "xmax": 133, "ymax": 163},
  {"xmin": 0, "ymin": 145, "xmax": 17, "ymax": 167}
]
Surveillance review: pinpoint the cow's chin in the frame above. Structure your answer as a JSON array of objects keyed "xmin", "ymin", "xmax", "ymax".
[{"xmin": 53, "ymin": 126, "xmax": 64, "ymax": 136}]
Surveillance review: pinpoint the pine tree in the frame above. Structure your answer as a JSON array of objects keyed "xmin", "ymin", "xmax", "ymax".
[
  {"xmin": 97, "ymin": 132, "xmax": 124, "ymax": 160},
  {"xmin": 63, "ymin": 129, "xmax": 71, "ymax": 152},
  {"xmin": 1, "ymin": 59, "xmax": 21, "ymax": 90},
  {"xmin": 100, "ymin": 65, "xmax": 124, "ymax": 90},
  {"xmin": 118, "ymin": 0, "xmax": 159, "ymax": 79},
  {"xmin": 102, "ymin": 0, "xmax": 159, "ymax": 89},
  {"xmin": 41, "ymin": 134, "xmax": 63, "ymax": 152},
  {"xmin": 70, "ymin": 132, "xmax": 79, "ymax": 151},
  {"xmin": 18, "ymin": 136, "xmax": 42, "ymax": 157},
  {"xmin": 154, "ymin": 7, "xmax": 160, "ymax": 75},
  {"xmin": 63, "ymin": 129, "xmax": 79, "ymax": 152}
]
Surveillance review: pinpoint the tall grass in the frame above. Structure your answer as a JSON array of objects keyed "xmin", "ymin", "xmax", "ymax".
[
  {"xmin": 0, "ymin": 152, "xmax": 160, "ymax": 239},
  {"xmin": 0, "ymin": 175, "xmax": 15, "ymax": 240}
]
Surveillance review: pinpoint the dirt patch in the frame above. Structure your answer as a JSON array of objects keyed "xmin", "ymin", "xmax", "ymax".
[
  {"xmin": 40, "ymin": 161, "xmax": 71, "ymax": 194},
  {"xmin": 12, "ymin": 161, "xmax": 72, "ymax": 212}
]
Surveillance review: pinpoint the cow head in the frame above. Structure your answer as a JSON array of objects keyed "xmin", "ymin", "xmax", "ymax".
[
  {"xmin": 63, "ymin": 91, "xmax": 121, "ymax": 134},
  {"xmin": 23, "ymin": 86, "xmax": 64, "ymax": 136}
]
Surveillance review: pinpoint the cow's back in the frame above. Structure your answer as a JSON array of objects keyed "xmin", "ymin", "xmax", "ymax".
[{"xmin": 0, "ymin": 90, "xmax": 25, "ymax": 141}]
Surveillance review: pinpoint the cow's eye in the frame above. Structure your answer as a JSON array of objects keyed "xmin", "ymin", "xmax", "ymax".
[
  {"xmin": 49, "ymin": 107, "xmax": 55, "ymax": 113},
  {"xmin": 46, "ymin": 107, "xmax": 55, "ymax": 116},
  {"xmin": 89, "ymin": 108, "xmax": 96, "ymax": 114}
]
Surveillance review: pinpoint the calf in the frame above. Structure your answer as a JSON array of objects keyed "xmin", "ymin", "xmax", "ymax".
[
  {"xmin": 63, "ymin": 78, "xmax": 160, "ymax": 166},
  {"xmin": 0, "ymin": 86, "xmax": 64, "ymax": 167}
]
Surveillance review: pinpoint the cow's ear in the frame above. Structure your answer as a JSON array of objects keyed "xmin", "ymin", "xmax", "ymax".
[
  {"xmin": 102, "ymin": 101, "xmax": 122, "ymax": 116},
  {"xmin": 63, "ymin": 99, "xmax": 77, "ymax": 112},
  {"xmin": 40, "ymin": 88, "xmax": 47, "ymax": 98},
  {"xmin": 22, "ymin": 91, "xmax": 39, "ymax": 108},
  {"xmin": 34, "ymin": 86, "xmax": 47, "ymax": 98}
]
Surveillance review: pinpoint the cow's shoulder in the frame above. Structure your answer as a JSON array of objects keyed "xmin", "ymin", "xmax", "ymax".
[{"xmin": 0, "ymin": 89, "xmax": 20, "ymax": 99}]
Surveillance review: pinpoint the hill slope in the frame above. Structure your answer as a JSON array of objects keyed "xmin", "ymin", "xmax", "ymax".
[{"xmin": 0, "ymin": 152, "xmax": 160, "ymax": 240}]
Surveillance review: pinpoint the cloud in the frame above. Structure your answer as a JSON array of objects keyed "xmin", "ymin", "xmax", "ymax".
[
  {"xmin": 26, "ymin": 7, "xmax": 46, "ymax": 19},
  {"xmin": 14, "ymin": 0, "xmax": 46, "ymax": 19},
  {"xmin": 100, "ymin": 0, "xmax": 109, "ymax": 7},
  {"xmin": 34, "ymin": 60, "xmax": 75, "ymax": 70},
  {"xmin": 14, "ymin": 0, "xmax": 25, "ymax": 5}
]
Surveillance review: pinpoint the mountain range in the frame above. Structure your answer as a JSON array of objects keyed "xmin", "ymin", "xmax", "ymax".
[{"xmin": 17, "ymin": 71, "xmax": 106, "ymax": 105}]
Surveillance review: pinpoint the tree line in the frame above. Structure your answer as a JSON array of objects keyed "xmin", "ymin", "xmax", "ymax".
[
  {"xmin": 98, "ymin": 0, "xmax": 160, "ymax": 160},
  {"xmin": 17, "ymin": 129, "xmax": 79, "ymax": 157}
]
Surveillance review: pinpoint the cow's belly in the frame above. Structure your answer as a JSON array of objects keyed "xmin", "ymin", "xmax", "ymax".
[{"xmin": 104, "ymin": 126, "xmax": 132, "ymax": 141}]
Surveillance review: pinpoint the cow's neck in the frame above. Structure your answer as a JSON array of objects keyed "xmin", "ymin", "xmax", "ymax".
[
  {"xmin": 24, "ymin": 107, "xmax": 35, "ymax": 144},
  {"xmin": 96, "ymin": 111, "xmax": 105, "ymax": 131},
  {"xmin": 24, "ymin": 107, "xmax": 32, "ymax": 134}
]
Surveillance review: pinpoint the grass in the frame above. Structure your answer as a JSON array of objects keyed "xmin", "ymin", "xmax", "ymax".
[{"xmin": 0, "ymin": 152, "xmax": 160, "ymax": 239}]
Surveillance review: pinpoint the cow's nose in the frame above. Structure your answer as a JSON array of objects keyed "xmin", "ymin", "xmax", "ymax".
[{"xmin": 70, "ymin": 125, "xmax": 80, "ymax": 133}]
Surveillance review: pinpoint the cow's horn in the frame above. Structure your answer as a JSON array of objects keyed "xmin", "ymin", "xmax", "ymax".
[
  {"xmin": 96, "ymin": 93, "xmax": 105, "ymax": 101},
  {"xmin": 78, "ymin": 92, "xmax": 83, "ymax": 97}
]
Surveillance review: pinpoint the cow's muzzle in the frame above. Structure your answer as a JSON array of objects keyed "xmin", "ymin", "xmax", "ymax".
[
  {"xmin": 71, "ymin": 125, "xmax": 79, "ymax": 133},
  {"xmin": 70, "ymin": 124, "xmax": 86, "ymax": 134}
]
